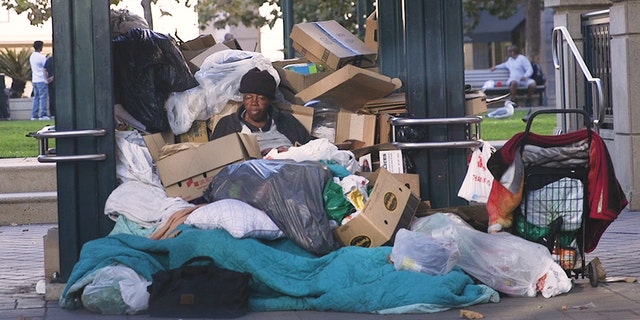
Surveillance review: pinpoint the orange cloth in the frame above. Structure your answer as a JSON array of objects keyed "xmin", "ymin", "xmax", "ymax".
[{"xmin": 149, "ymin": 205, "xmax": 202, "ymax": 240}]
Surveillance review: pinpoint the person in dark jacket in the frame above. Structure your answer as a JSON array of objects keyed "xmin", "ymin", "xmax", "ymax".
[{"xmin": 210, "ymin": 67, "xmax": 312, "ymax": 156}]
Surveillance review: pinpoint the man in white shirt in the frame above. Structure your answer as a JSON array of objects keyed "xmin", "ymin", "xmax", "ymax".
[
  {"xmin": 29, "ymin": 40, "xmax": 50, "ymax": 120},
  {"xmin": 491, "ymin": 45, "xmax": 537, "ymax": 107}
]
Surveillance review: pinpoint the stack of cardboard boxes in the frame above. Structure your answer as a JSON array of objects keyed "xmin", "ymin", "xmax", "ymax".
[{"xmin": 140, "ymin": 16, "xmax": 423, "ymax": 248}]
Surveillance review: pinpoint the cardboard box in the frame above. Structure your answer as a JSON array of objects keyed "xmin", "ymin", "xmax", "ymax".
[
  {"xmin": 377, "ymin": 113, "xmax": 393, "ymax": 144},
  {"xmin": 143, "ymin": 133, "xmax": 261, "ymax": 201},
  {"xmin": 290, "ymin": 20, "xmax": 378, "ymax": 70},
  {"xmin": 279, "ymin": 69, "xmax": 331, "ymax": 104},
  {"xmin": 295, "ymin": 65, "xmax": 402, "ymax": 112},
  {"xmin": 273, "ymin": 102, "xmax": 315, "ymax": 134},
  {"xmin": 176, "ymin": 120, "xmax": 209, "ymax": 143},
  {"xmin": 188, "ymin": 43, "xmax": 232, "ymax": 72},
  {"xmin": 334, "ymin": 168, "xmax": 420, "ymax": 247},
  {"xmin": 364, "ymin": 11, "xmax": 378, "ymax": 53},
  {"xmin": 179, "ymin": 34, "xmax": 217, "ymax": 73},
  {"xmin": 465, "ymin": 91, "xmax": 487, "ymax": 115},
  {"xmin": 44, "ymin": 227, "xmax": 59, "ymax": 281},
  {"xmin": 379, "ymin": 150, "xmax": 404, "ymax": 173},
  {"xmin": 359, "ymin": 171, "xmax": 420, "ymax": 197},
  {"xmin": 273, "ymin": 59, "xmax": 333, "ymax": 104},
  {"xmin": 353, "ymin": 143, "xmax": 405, "ymax": 173},
  {"xmin": 334, "ymin": 111, "xmax": 376, "ymax": 147},
  {"xmin": 363, "ymin": 92, "xmax": 406, "ymax": 114}
]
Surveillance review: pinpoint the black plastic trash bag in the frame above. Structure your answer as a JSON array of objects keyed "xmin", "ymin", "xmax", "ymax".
[
  {"xmin": 203, "ymin": 159, "xmax": 340, "ymax": 255},
  {"xmin": 112, "ymin": 28, "xmax": 199, "ymax": 133}
]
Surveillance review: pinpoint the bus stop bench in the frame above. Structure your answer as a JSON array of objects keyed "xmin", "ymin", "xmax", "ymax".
[{"xmin": 464, "ymin": 69, "xmax": 546, "ymax": 105}]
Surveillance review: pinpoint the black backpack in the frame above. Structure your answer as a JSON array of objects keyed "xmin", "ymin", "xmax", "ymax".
[{"xmin": 531, "ymin": 62, "xmax": 546, "ymax": 85}]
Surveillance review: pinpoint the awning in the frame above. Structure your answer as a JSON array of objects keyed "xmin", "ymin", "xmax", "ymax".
[{"xmin": 463, "ymin": 7, "xmax": 525, "ymax": 43}]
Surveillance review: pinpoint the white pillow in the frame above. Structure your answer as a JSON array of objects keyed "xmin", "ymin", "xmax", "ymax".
[{"xmin": 185, "ymin": 199, "xmax": 285, "ymax": 240}]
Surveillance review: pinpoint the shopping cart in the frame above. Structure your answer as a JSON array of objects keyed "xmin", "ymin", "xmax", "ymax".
[{"xmin": 512, "ymin": 109, "xmax": 600, "ymax": 286}]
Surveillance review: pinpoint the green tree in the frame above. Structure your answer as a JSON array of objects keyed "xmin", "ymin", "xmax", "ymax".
[{"xmin": 463, "ymin": 0, "xmax": 543, "ymax": 63}]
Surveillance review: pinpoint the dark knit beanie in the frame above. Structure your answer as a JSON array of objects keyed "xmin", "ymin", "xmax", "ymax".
[{"xmin": 239, "ymin": 67, "xmax": 276, "ymax": 99}]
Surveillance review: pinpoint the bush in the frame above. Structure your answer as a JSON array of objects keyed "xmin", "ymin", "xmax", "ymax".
[{"xmin": 0, "ymin": 47, "xmax": 32, "ymax": 98}]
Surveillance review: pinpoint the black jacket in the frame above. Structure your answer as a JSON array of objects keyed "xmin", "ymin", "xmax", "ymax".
[{"xmin": 210, "ymin": 105, "xmax": 312, "ymax": 146}]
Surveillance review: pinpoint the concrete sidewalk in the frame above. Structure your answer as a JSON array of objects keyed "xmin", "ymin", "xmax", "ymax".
[{"xmin": 1, "ymin": 210, "xmax": 640, "ymax": 319}]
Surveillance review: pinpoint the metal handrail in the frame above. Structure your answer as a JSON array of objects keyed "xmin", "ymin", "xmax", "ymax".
[
  {"xmin": 552, "ymin": 26, "xmax": 604, "ymax": 130},
  {"xmin": 32, "ymin": 127, "xmax": 108, "ymax": 163},
  {"xmin": 389, "ymin": 116, "xmax": 483, "ymax": 149}
]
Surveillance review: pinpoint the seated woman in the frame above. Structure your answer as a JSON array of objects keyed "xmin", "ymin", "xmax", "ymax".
[{"xmin": 210, "ymin": 67, "xmax": 312, "ymax": 156}]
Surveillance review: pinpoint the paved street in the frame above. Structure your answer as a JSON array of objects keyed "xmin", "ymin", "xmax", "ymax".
[{"xmin": 1, "ymin": 209, "xmax": 639, "ymax": 319}]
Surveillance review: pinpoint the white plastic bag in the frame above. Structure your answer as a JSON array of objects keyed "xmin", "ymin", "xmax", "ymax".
[
  {"xmin": 458, "ymin": 140, "xmax": 495, "ymax": 203},
  {"xmin": 390, "ymin": 228, "xmax": 460, "ymax": 275},
  {"xmin": 539, "ymin": 262, "xmax": 573, "ymax": 298},
  {"xmin": 165, "ymin": 86, "xmax": 207, "ymax": 135},
  {"xmin": 482, "ymin": 80, "xmax": 495, "ymax": 89},
  {"xmin": 412, "ymin": 213, "xmax": 558, "ymax": 297},
  {"xmin": 114, "ymin": 130, "xmax": 162, "ymax": 187},
  {"xmin": 81, "ymin": 265, "xmax": 151, "ymax": 315},
  {"xmin": 521, "ymin": 177, "xmax": 583, "ymax": 231},
  {"xmin": 194, "ymin": 49, "xmax": 278, "ymax": 119},
  {"xmin": 266, "ymin": 138, "xmax": 359, "ymax": 174}
]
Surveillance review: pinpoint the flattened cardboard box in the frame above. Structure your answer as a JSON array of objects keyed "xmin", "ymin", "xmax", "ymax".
[
  {"xmin": 295, "ymin": 65, "xmax": 401, "ymax": 113},
  {"xmin": 364, "ymin": 10, "xmax": 378, "ymax": 53},
  {"xmin": 334, "ymin": 168, "xmax": 420, "ymax": 247},
  {"xmin": 143, "ymin": 133, "xmax": 261, "ymax": 201},
  {"xmin": 290, "ymin": 20, "xmax": 377, "ymax": 70}
]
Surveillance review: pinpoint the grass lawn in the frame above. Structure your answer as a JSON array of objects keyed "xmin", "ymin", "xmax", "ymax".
[
  {"xmin": 0, "ymin": 120, "xmax": 56, "ymax": 158},
  {"xmin": 480, "ymin": 109, "xmax": 556, "ymax": 141},
  {"xmin": 0, "ymin": 110, "xmax": 557, "ymax": 159}
]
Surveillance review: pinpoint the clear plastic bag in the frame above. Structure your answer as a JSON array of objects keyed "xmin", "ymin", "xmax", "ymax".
[
  {"xmin": 411, "ymin": 213, "xmax": 555, "ymax": 297},
  {"xmin": 165, "ymin": 86, "xmax": 207, "ymax": 135},
  {"xmin": 390, "ymin": 228, "xmax": 460, "ymax": 275},
  {"xmin": 81, "ymin": 265, "xmax": 151, "ymax": 315},
  {"xmin": 114, "ymin": 130, "xmax": 162, "ymax": 187}
]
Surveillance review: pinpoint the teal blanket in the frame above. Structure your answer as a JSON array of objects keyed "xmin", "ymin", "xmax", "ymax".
[{"xmin": 60, "ymin": 225, "xmax": 498, "ymax": 313}]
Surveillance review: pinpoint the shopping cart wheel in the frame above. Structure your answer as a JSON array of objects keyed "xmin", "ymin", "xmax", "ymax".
[{"xmin": 588, "ymin": 261, "xmax": 599, "ymax": 287}]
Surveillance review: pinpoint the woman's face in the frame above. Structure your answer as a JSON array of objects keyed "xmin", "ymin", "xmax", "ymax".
[{"xmin": 243, "ymin": 93, "xmax": 270, "ymax": 122}]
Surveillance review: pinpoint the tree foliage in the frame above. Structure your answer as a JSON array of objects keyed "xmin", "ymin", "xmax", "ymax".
[
  {"xmin": 462, "ymin": 0, "xmax": 519, "ymax": 33},
  {"xmin": 0, "ymin": 0, "xmax": 50, "ymax": 26},
  {"xmin": 1, "ymin": 0, "xmax": 541, "ymax": 63},
  {"xmin": 195, "ymin": 0, "xmax": 370, "ymax": 34},
  {"xmin": 0, "ymin": 0, "xmax": 370, "ymax": 35}
]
